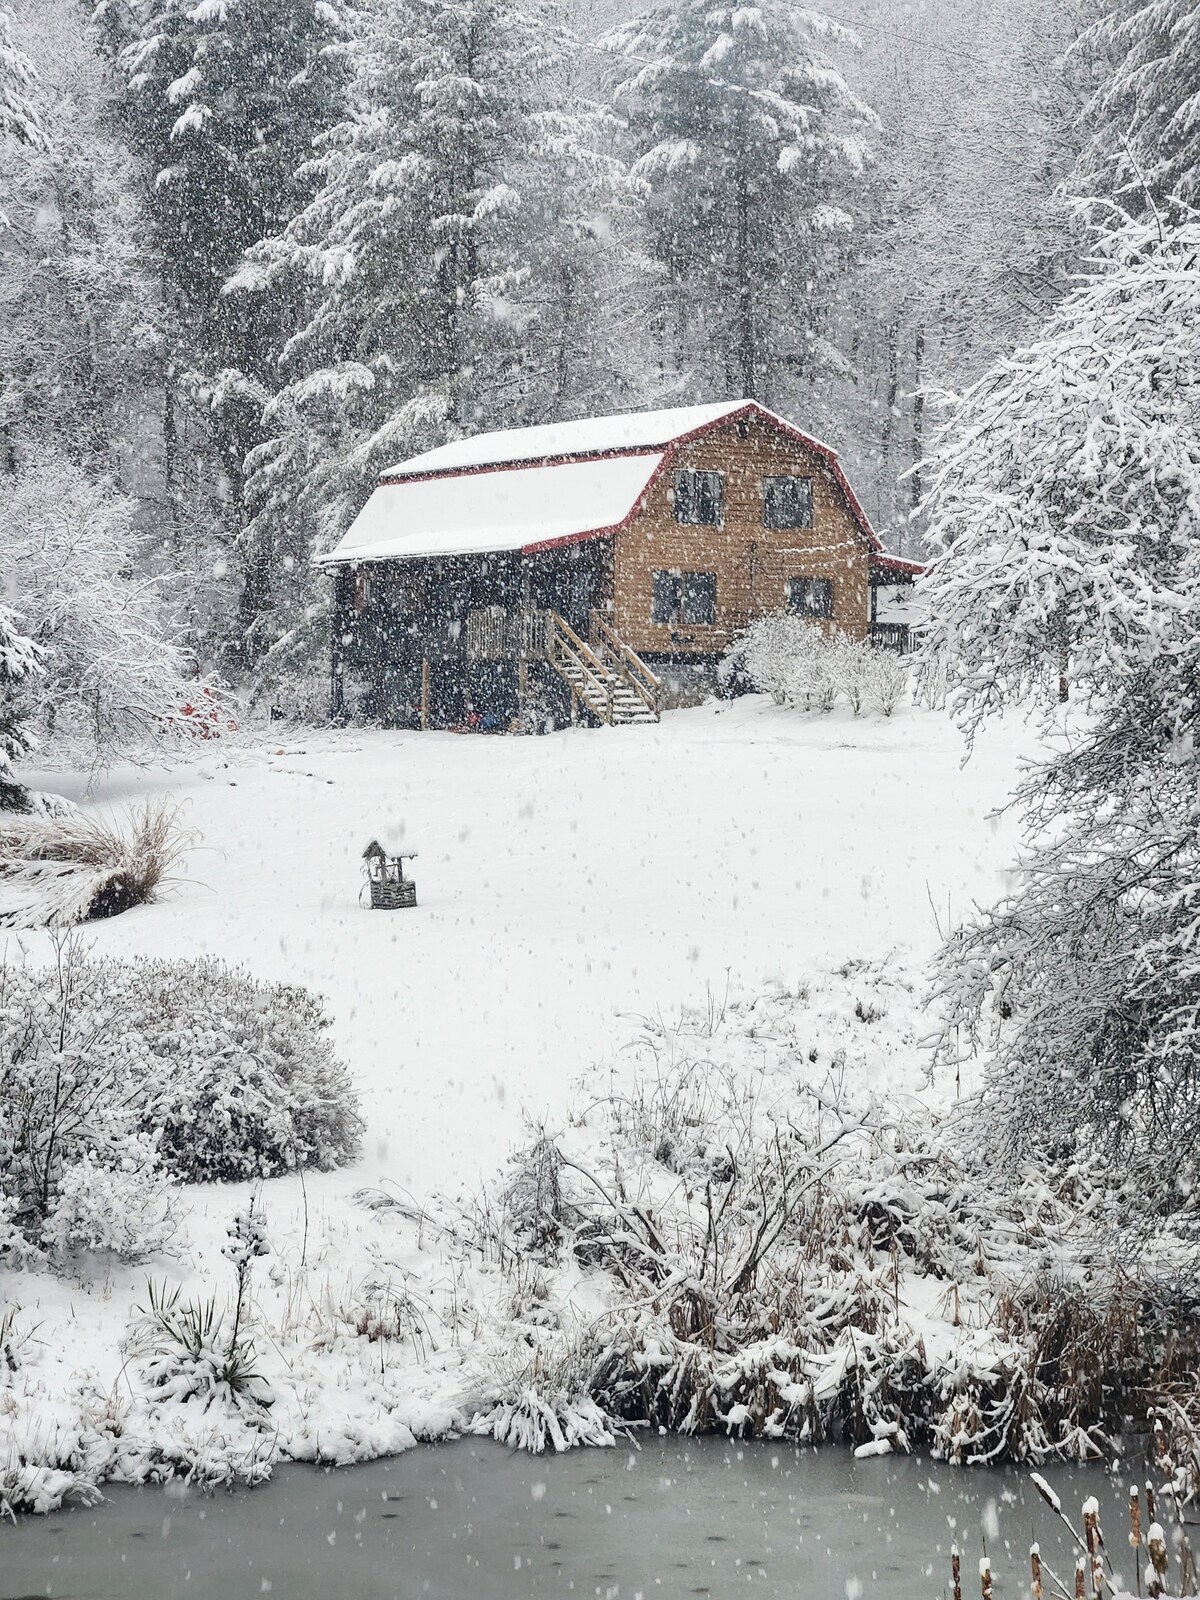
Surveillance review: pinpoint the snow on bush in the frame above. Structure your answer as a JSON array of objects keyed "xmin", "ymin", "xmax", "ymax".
[
  {"xmin": 722, "ymin": 616, "xmax": 910, "ymax": 715},
  {"xmin": 466, "ymin": 969, "xmax": 1200, "ymax": 1464},
  {"xmin": 0, "ymin": 939, "xmax": 362, "ymax": 1263}
]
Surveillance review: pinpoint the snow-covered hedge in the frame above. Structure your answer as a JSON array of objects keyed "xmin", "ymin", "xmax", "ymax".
[
  {"xmin": 721, "ymin": 616, "xmax": 909, "ymax": 715},
  {"xmin": 0, "ymin": 942, "xmax": 362, "ymax": 1264}
]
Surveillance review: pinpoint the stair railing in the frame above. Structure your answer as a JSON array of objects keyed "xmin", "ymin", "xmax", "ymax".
[
  {"xmin": 546, "ymin": 611, "xmax": 615, "ymax": 723},
  {"xmin": 589, "ymin": 612, "xmax": 662, "ymax": 721}
]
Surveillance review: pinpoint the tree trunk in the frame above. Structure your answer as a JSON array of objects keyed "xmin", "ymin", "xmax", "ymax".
[
  {"xmin": 911, "ymin": 324, "xmax": 926, "ymax": 517},
  {"xmin": 735, "ymin": 170, "xmax": 756, "ymax": 398},
  {"xmin": 163, "ymin": 376, "xmax": 182, "ymax": 550},
  {"xmin": 881, "ymin": 317, "xmax": 900, "ymax": 528}
]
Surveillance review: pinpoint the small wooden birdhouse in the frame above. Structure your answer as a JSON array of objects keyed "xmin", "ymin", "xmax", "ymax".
[{"xmin": 362, "ymin": 840, "xmax": 418, "ymax": 909}]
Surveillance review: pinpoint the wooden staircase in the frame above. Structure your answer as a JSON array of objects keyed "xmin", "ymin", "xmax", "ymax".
[{"xmin": 545, "ymin": 611, "xmax": 661, "ymax": 726}]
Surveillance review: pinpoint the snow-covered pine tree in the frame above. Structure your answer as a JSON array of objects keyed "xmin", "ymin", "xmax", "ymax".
[
  {"xmin": 919, "ymin": 211, "xmax": 1200, "ymax": 1206},
  {"xmin": 0, "ymin": 3, "xmax": 46, "ymax": 147},
  {"xmin": 829, "ymin": 0, "xmax": 1094, "ymax": 543},
  {"xmin": 511, "ymin": 37, "xmax": 640, "ymax": 421},
  {"xmin": 232, "ymin": 0, "xmax": 629, "ymax": 695},
  {"xmin": 118, "ymin": 0, "xmax": 347, "ymax": 657},
  {"xmin": 603, "ymin": 1, "xmax": 876, "ymax": 405},
  {"xmin": 0, "ymin": 0, "xmax": 158, "ymax": 476},
  {"xmin": 0, "ymin": 604, "xmax": 43, "ymax": 811},
  {"xmin": 1079, "ymin": 0, "xmax": 1200, "ymax": 207}
]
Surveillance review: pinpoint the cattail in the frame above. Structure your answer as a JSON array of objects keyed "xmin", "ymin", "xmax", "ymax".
[
  {"xmin": 1075, "ymin": 1557, "xmax": 1087, "ymax": 1600},
  {"xmin": 1130, "ymin": 1485, "xmax": 1143, "ymax": 1548},
  {"xmin": 1147, "ymin": 1521, "xmax": 1168, "ymax": 1598},
  {"xmin": 1031, "ymin": 1542, "xmax": 1044, "ymax": 1600},
  {"xmin": 1145, "ymin": 1482, "xmax": 1157, "ymax": 1528},
  {"xmin": 952, "ymin": 1542, "xmax": 962, "ymax": 1600},
  {"xmin": 979, "ymin": 1555, "xmax": 993, "ymax": 1600},
  {"xmin": 1083, "ymin": 1496, "xmax": 1105, "ymax": 1596}
]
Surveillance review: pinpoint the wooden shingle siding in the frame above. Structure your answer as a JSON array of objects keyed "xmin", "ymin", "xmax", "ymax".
[{"xmin": 611, "ymin": 413, "xmax": 869, "ymax": 655}]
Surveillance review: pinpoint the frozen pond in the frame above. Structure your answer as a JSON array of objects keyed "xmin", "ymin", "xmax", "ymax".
[{"xmin": 1, "ymin": 1437, "xmax": 1129, "ymax": 1599}]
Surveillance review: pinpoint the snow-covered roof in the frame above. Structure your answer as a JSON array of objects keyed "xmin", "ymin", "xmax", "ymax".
[
  {"xmin": 317, "ymin": 453, "xmax": 665, "ymax": 566},
  {"xmin": 318, "ymin": 398, "xmax": 897, "ymax": 567},
  {"xmin": 380, "ymin": 401, "xmax": 752, "ymax": 479}
]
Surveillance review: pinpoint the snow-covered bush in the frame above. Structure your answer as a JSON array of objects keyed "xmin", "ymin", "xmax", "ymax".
[
  {"xmin": 918, "ymin": 211, "xmax": 1200, "ymax": 1209},
  {"xmin": 830, "ymin": 635, "xmax": 873, "ymax": 714},
  {"xmin": 723, "ymin": 618, "xmax": 908, "ymax": 716},
  {"xmin": 249, "ymin": 606, "xmax": 333, "ymax": 726},
  {"xmin": 0, "ymin": 940, "xmax": 361, "ymax": 1263},
  {"xmin": 869, "ymin": 648, "xmax": 909, "ymax": 716},
  {"xmin": 0, "ymin": 453, "xmax": 211, "ymax": 765},
  {"xmin": 0, "ymin": 798, "xmax": 195, "ymax": 927},
  {"xmin": 40, "ymin": 1144, "xmax": 178, "ymax": 1263}
]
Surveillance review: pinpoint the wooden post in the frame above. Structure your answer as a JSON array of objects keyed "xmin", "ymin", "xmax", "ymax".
[
  {"xmin": 329, "ymin": 566, "xmax": 350, "ymax": 722},
  {"xmin": 420, "ymin": 657, "xmax": 430, "ymax": 731},
  {"xmin": 517, "ymin": 560, "xmax": 532, "ymax": 723}
]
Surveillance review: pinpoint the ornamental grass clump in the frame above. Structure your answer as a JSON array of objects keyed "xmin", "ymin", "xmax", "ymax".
[{"xmin": 0, "ymin": 797, "xmax": 194, "ymax": 927}]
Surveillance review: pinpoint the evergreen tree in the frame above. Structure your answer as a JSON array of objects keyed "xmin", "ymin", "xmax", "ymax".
[
  {"xmin": 0, "ymin": 3, "xmax": 45, "ymax": 148},
  {"xmin": 119, "ymin": 0, "xmax": 348, "ymax": 655},
  {"xmin": 603, "ymin": 1, "xmax": 877, "ymax": 405},
  {"xmin": 1080, "ymin": 0, "xmax": 1200, "ymax": 207},
  {"xmin": 0, "ymin": 604, "xmax": 43, "ymax": 812},
  {"xmin": 0, "ymin": 0, "xmax": 158, "ymax": 476},
  {"xmin": 232, "ymin": 0, "xmax": 631, "ymax": 688},
  {"xmin": 920, "ymin": 212, "xmax": 1200, "ymax": 1204}
]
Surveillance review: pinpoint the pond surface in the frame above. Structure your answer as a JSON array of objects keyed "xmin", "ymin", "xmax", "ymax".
[{"xmin": 2, "ymin": 1437, "xmax": 1129, "ymax": 1600}]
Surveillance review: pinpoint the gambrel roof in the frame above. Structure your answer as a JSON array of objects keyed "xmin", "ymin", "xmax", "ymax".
[{"xmin": 318, "ymin": 399, "xmax": 918, "ymax": 570}]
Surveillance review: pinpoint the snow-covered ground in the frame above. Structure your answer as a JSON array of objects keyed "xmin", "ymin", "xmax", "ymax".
[{"xmin": 2, "ymin": 696, "xmax": 1037, "ymax": 1508}]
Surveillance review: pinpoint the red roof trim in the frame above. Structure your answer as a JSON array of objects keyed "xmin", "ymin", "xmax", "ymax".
[{"xmin": 869, "ymin": 553, "xmax": 926, "ymax": 578}]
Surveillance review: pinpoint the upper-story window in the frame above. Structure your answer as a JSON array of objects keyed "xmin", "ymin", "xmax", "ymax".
[
  {"xmin": 763, "ymin": 475, "xmax": 813, "ymax": 529},
  {"xmin": 673, "ymin": 468, "xmax": 725, "ymax": 527}
]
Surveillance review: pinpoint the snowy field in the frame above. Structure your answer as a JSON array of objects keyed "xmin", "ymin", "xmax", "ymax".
[
  {"xmin": 27, "ymin": 695, "xmax": 1024, "ymax": 1195},
  {"xmin": 4, "ymin": 696, "xmax": 1036, "ymax": 1508}
]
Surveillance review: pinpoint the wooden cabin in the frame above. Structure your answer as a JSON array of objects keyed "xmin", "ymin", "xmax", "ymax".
[{"xmin": 319, "ymin": 399, "xmax": 920, "ymax": 731}]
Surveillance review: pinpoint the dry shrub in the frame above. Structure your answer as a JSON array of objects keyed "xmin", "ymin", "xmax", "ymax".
[{"xmin": 0, "ymin": 798, "xmax": 195, "ymax": 927}]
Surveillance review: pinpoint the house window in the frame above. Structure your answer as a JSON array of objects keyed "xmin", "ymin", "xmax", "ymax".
[
  {"xmin": 651, "ymin": 570, "xmax": 718, "ymax": 625},
  {"xmin": 787, "ymin": 576, "xmax": 833, "ymax": 620},
  {"xmin": 651, "ymin": 569, "xmax": 681, "ymax": 623},
  {"xmin": 683, "ymin": 570, "xmax": 717, "ymax": 624},
  {"xmin": 673, "ymin": 469, "xmax": 725, "ymax": 526},
  {"xmin": 763, "ymin": 475, "xmax": 813, "ymax": 529}
]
